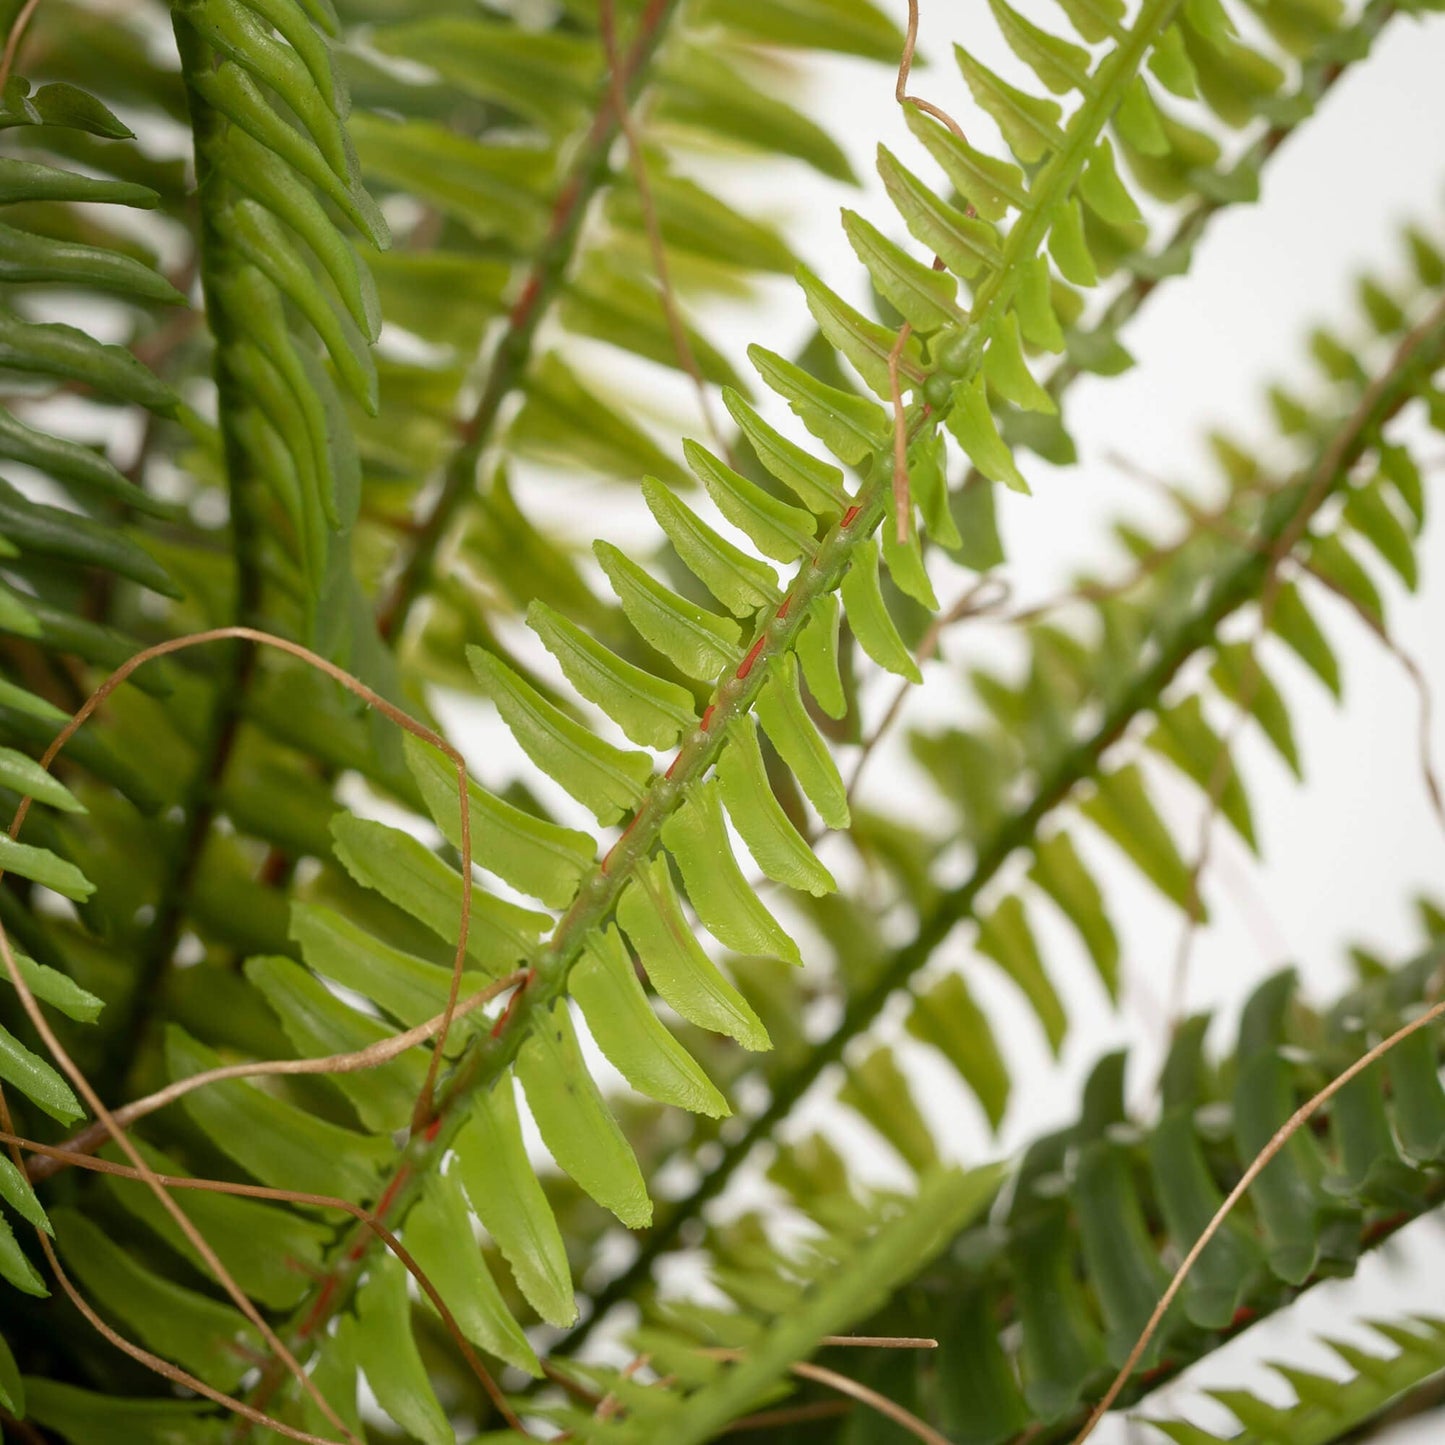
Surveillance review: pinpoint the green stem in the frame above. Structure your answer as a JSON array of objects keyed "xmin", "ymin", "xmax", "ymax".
[
  {"xmin": 1042, "ymin": 0, "xmax": 1400, "ymax": 410},
  {"xmin": 375, "ymin": 0, "xmax": 684, "ymax": 641},
  {"xmin": 240, "ymin": 0, "xmax": 1185, "ymax": 1421},
  {"xmin": 563, "ymin": 289, "xmax": 1445, "ymax": 1353}
]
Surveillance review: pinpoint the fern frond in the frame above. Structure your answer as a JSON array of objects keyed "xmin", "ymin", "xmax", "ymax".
[
  {"xmin": 365, "ymin": 0, "xmax": 906, "ymax": 642},
  {"xmin": 533, "ymin": 1163, "xmax": 1001, "ymax": 1445},
  {"xmin": 0, "ymin": 76, "xmax": 181, "ymax": 687},
  {"xmin": 674, "ymin": 931, "xmax": 1445, "ymax": 1444},
  {"xmin": 4, "ymin": 0, "xmax": 1437, "ymax": 1435},
  {"xmin": 168, "ymin": 0, "xmax": 1445, "ymax": 1428},
  {"xmin": 1147, "ymin": 1316, "xmax": 1445, "ymax": 1444},
  {"xmin": 576, "ymin": 199, "xmax": 1445, "ymax": 1344},
  {"xmin": 172, "ymin": 0, "xmax": 388, "ymax": 640},
  {"xmin": 143, "ymin": 0, "xmax": 1202, "ymax": 1425},
  {"xmin": 0, "ymin": 67, "xmax": 196, "ymax": 1215}
]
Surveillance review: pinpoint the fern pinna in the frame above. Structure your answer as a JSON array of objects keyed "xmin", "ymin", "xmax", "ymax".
[{"xmin": 0, "ymin": 0, "xmax": 1442, "ymax": 1439}]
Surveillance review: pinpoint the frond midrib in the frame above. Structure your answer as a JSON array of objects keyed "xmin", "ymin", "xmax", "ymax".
[
  {"xmin": 570, "ymin": 286, "xmax": 1445, "ymax": 1350},
  {"xmin": 243, "ymin": 0, "xmax": 1188, "ymax": 1399}
]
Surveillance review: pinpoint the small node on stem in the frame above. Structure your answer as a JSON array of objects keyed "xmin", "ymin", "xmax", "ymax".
[{"xmin": 923, "ymin": 372, "xmax": 953, "ymax": 409}]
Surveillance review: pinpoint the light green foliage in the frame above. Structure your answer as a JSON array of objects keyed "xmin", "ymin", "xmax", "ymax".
[
  {"xmin": 594, "ymin": 538, "xmax": 743, "ymax": 679},
  {"xmin": 1, "ymin": 0, "xmax": 1440, "ymax": 1438},
  {"xmin": 334, "ymin": 805, "xmax": 558, "ymax": 964},
  {"xmin": 528, "ymin": 599, "xmax": 699, "ymax": 749},
  {"xmin": 468, "ymin": 645, "xmax": 654, "ymax": 825},
  {"xmin": 753, "ymin": 653, "xmax": 850, "ymax": 830},
  {"xmin": 717, "ymin": 717, "xmax": 837, "ymax": 896},
  {"xmin": 0, "ymin": 1023, "xmax": 82, "ymax": 1124},
  {"xmin": 403, "ymin": 732, "xmax": 597, "ymax": 910},
  {"xmin": 642, "ymin": 476, "xmax": 782, "ymax": 616},
  {"xmin": 356, "ymin": 1251, "xmax": 456, "ymax": 1445},
  {"xmin": 617, "ymin": 858, "xmax": 773, "ymax": 1050},
  {"xmin": 722, "ymin": 386, "xmax": 850, "ymax": 514},
  {"xmin": 841, "ymin": 537, "xmax": 924, "ymax": 682},
  {"xmin": 454, "ymin": 1079, "xmax": 578, "ymax": 1327},
  {"xmin": 572, "ymin": 925, "xmax": 731, "ymax": 1117},
  {"xmin": 247, "ymin": 952, "xmax": 425, "ymax": 1129},
  {"xmin": 401, "ymin": 1172, "xmax": 541, "ymax": 1375},
  {"xmin": 663, "ymin": 779, "xmax": 802, "ymax": 964},
  {"xmin": 684, "ymin": 438, "xmax": 818, "ymax": 564},
  {"xmin": 516, "ymin": 999, "xmax": 653, "ymax": 1228}
]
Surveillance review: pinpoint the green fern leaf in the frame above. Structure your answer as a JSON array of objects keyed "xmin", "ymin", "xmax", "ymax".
[
  {"xmin": 663, "ymin": 780, "xmax": 801, "ymax": 963},
  {"xmin": 454, "ymin": 1080, "xmax": 578, "ymax": 1328},
  {"xmin": 528, "ymin": 600, "xmax": 698, "ymax": 750},
  {"xmin": 617, "ymin": 858, "xmax": 772, "ymax": 1050},
  {"xmin": 516, "ymin": 998, "xmax": 653, "ymax": 1228},
  {"xmin": 572, "ymin": 925, "xmax": 730, "ymax": 1117},
  {"xmin": 468, "ymin": 647, "xmax": 654, "ymax": 826}
]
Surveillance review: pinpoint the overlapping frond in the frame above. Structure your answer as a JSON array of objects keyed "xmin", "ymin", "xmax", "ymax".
[
  {"xmin": 1149, "ymin": 1317, "xmax": 1445, "ymax": 1444},
  {"xmin": 574, "ymin": 196, "xmax": 1445, "ymax": 1347},
  {"xmin": 0, "ymin": 66, "xmax": 190, "ymax": 1326},
  {"xmin": 5, "ymin": 0, "xmax": 1217, "ymax": 1428},
  {"xmin": 0, "ymin": 64, "xmax": 181, "ymax": 759},
  {"xmin": 353, "ymin": 0, "xmax": 906, "ymax": 647},
  {"xmin": 172, "ymin": 0, "xmax": 390, "ymax": 648},
  {"xmin": 213, "ymin": 2, "xmax": 1221, "ymax": 1422},
  {"xmin": 681, "ymin": 925, "xmax": 1445, "ymax": 1444}
]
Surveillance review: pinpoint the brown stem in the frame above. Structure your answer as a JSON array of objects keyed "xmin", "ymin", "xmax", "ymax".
[
  {"xmin": 0, "ymin": 0, "xmax": 43, "ymax": 92},
  {"xmin": 375, "ymin": 0, "xmax": 683, "ymax": 641},
  {"xmin": 597, "ymin": 0, "xmax": 733, "ymax": 465}
]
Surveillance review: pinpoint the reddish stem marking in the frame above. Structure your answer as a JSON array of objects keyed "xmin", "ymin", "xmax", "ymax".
[
  {"xmin": 1362, "ymin": 1209, "xmax": 1410, "ymax": 1244},
  {"xmin": 601, "ymin": 811, "xmax": 645, "ymax": 872},
  {"xmin": 505, "ymin": 275, "xmax": 541, "ymax": 329},
  {"xmin": 285, "ymin": 1256, "xmax": 328, "ymax": 1283},
  {"xmin": 736, "ymin": 636, "xmax": 767, "ymax": 680},
  {"xmin": 297, "ymin": 1277, "xmax": 338, "ymax": 1339},
  {"xmin": 490, "ymin": 970, "xmax": 534, "ymax": 1039},
  {"xmin": 549, "ymin": 178, "xmax": 582, "ymax": 232},
  {"xmin": 372, "ymin": 1167, "xmax": 411, "ymax": 1224},
  {"xmin": 777, "ymin": 594, "xmax": 792, "ymax": 620},
  {"xmin": 699, "ymin": 704, "xmax": 716, "ymax": 731},
  {"xmin": 841, "ymin": 505, "xmax": 862, "ymax": 527}
]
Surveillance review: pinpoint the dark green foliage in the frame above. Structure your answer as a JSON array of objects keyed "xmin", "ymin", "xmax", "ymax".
[{"xmin": 0, "ymin": 0, "xmax": 1440, "ymax": 1439}]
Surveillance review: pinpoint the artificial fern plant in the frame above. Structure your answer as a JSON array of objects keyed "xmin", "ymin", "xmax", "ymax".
[{"xmin": 0, "ymin": 0, "xmax": 1443, "ymax": 1439}]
